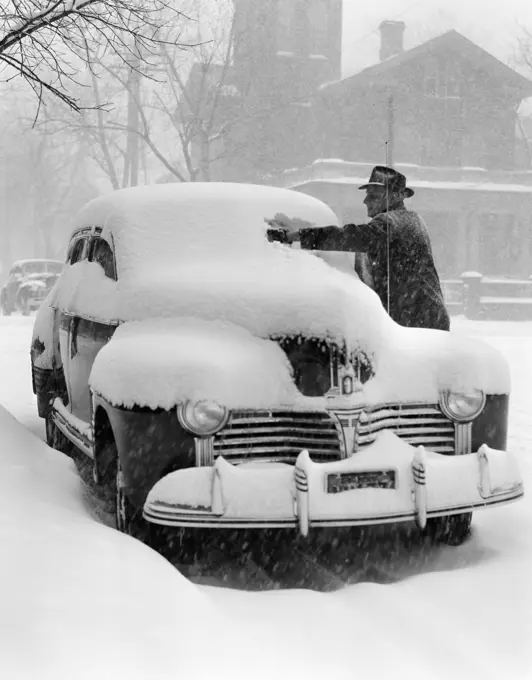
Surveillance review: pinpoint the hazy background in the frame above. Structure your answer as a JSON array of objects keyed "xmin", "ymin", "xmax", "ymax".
[
  {"xmin": 0, "ymin": 0, "xmax": 531, "ymax": 281},
  {"xmin": 343, "ymin": 0, "xmax": 530, "ymax": 78}
]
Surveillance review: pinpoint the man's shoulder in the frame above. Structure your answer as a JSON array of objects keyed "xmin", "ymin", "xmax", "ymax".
[
  {"xmin": 374, "ymin": 207, "xmax": 420, "ymax": 219},
  {"xmin": 372, "ymin": 208, "xmax": 422, "ymax": 227}
]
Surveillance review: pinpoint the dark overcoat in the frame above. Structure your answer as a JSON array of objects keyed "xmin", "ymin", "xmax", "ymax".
[{"xmin": 299, "ymin": 207, "xmax": 450, "ymax": 331}]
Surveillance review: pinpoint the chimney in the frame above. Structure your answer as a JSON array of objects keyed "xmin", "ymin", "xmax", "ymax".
[{"xmin": 379, "ymin": 20, "xmax": 406, "ymax": 61}]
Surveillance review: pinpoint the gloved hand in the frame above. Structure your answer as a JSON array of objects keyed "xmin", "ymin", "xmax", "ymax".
[
  {"xmin": 264, "ymin": 213, "xmax": 311, "ymax": 244},
  {"xmin": 266, "ymin": 227, "xmax": 289, "ymax": 244}
]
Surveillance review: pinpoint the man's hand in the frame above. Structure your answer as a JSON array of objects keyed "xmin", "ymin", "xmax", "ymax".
[{"xmin": 264, "ymin": 212, "xmax": 312, "ymax": 244}]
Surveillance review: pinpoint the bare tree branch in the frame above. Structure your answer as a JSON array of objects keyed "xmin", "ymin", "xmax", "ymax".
[{"xmin": 0, "ymin": 0, "xmax": 191, "ymax": 112}]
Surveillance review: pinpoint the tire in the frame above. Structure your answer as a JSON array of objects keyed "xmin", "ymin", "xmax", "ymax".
[
  {"xmin": 112, "ymin": 444, "xmax": 146, "ymax": 540},
  {"xmin": 424, "ymin": 512, "xmax": 473, "ymax": 546},
  {"xmin": 1, "ymin": 299, "xmax": 11, "ymax": 316},
  {"xmin": 19, "ymin": 297, "xmax": 30, "ymax": 316},
  {"xmin": 45, "ymin": 414, "xmax": 73, "ymax": 458}
]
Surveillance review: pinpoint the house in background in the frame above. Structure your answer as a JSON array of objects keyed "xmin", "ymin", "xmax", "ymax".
[
  {"xmin": 207, "ymin": 1, "xmax": 532, "ymax": 279},
  {"xmin": 278, "ymin": 23, "xmax": 532, "ymax": 279},
  {"xmin": 206, "ymin": 0, "xmax": 344, "ymax": 182}
]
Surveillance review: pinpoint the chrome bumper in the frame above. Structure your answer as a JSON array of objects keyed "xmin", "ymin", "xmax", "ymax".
[{"xmin": 143, "ymin": 432, "xmax": 523, "ymax": 534}]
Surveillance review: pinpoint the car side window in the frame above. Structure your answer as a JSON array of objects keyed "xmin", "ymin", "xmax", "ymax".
[
  {"xmin": 68, "ymin": 238, "xmax": 87, "ymax": 265},
  {"xmin": 89, "ymin": 237, "xmax": 117, "ymax": 281}
]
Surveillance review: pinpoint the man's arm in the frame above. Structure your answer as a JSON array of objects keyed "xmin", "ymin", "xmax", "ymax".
[{"xmin": 299, "ymin": 219, "xmax": 388, "ymax": 253}]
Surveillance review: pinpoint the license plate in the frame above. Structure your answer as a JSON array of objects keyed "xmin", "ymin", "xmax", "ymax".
[{"xmin": 327, "ymin": 470, "xmax": 396, "ymax": 494}]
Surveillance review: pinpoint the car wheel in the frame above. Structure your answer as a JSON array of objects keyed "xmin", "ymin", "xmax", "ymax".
[
  {"xmin": 45, "ymin": 414, "xmax": 72, "ymax": 457},
  {"xmin": 424, "ymin": 512, "xmax": 473, "ymax": 546},
  {"xmin": 19, "ymin": 297, "xmax": 30, "ymax": 316},
  {"xmin": 114, "ymin": 451, "xmax": 146, "ymax": 539}
]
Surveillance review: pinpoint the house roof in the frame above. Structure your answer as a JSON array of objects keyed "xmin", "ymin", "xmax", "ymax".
[
  {"xmin": 289, "ymin": 177, "xmax": 532, "ymax": 195},
  {"xmin": 322, "ymin": 30, "xmax": 532, "ymax": 98}
]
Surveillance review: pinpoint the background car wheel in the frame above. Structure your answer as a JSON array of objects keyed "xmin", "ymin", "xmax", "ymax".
[
  {"xmin": 19, "ymin": 297, "xmax": 30, "ymax": 316},
  {"xmin": 424, "ymin": 512, "xmax": 473, "ymax": 546}
]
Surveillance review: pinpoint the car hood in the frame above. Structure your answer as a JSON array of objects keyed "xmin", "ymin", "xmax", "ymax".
[
  {"xmin": 51, "ymin": 253, "xmax": 391, "ymax": 358},
  {"xmin": 89, "ymin": 317, "xmax": 510, "ymax": 411},
  {"xmin": 51, "ymin": 257, "xmax": 510, "ymax": 409}
]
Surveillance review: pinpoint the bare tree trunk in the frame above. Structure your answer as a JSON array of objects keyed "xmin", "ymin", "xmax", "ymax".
[
  {"xmin": 124, "ymin": 55, "xmax": 141, "ymax": 186},
  {"xmin": 200, "ymin": 131, "xmax": 210, "ymax": 181}
]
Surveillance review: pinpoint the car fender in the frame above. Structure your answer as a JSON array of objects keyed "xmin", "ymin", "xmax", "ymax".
[{"xmin": 31, "ymin": 298, "xmax": 56, "ymax": 370}]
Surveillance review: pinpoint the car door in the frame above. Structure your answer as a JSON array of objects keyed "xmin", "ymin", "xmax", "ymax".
[
  {"xmin": 57, "ymin": 233, "xmax": 90, "ymax": 413},
  {"xmin": 68, "ymin": 234, "xmax": 118, "ymax": 424}
]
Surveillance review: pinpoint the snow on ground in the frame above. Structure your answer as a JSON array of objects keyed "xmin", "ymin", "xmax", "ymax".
[{"xmin": 1, "ymin": 315, "xmax": 531, "ymax": 679}]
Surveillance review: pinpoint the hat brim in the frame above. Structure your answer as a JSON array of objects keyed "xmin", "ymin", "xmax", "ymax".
[{"xmin": 359, "ymin": 182, "xmax": 414, "ymax": 198}]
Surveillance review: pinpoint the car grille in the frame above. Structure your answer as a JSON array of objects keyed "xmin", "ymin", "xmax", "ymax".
[
  {"xmin": 213, "ymin": 411, "xmax": 340, "ymax": 463},
  {"xmin": 358, "ymin": 404, "xmax": 455, "ymax": 454},
  {"xmin": 213, "ymin": 404, "xmax": 455, "ymax": 464}
]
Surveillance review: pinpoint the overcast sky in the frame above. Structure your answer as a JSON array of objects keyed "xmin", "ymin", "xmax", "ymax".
[{"xmin": 342, "ymin": 0, "xmax": 531, "ymax": 76}]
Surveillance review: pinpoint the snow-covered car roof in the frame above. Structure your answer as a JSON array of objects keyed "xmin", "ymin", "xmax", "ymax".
[
  {"xmin": 25, "ymin": 272, "xmax": 59, "ymax": 280},
  {"xmin": 58, "ymin": 183, "xmax": 389, "ymax": 351},
  {"xmin": 12, "ymin": 259, "xmax": 63, "ymax": 269},
  {"xmin": 74, "ymin": 182, "xmax": 340, "ymax": 273}
]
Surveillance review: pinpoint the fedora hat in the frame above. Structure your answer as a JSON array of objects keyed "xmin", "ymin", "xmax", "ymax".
[{"xmin": 359, "ymin": 165, "xmax": 414, "ymax": 198}]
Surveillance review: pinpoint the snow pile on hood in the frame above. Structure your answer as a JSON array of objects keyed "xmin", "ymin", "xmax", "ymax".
[
  {"xmin": 365, "ymin": 324, "xmax": 511, "ymax": 402},
  {"xmin": 49, "ymin": 259, "xmax": 389, "ymax": 358},
  {"xmin": 117, "ymin": 253, "xmax": 389, "ymax": 354},
  {"xmin": 90, "ymin": 318, "xmax": 311, "ymax": 410},
  {"xmin": 90, "ymin": 316, "xmax": 511, "ymax": 412}
]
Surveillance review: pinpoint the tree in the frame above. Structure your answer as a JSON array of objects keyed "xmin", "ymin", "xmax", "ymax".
[
  {"xmin": 0, "ymin": 0, "xmax": 188, "ymax": 113},
  {"xmin": 0, "ymin": 89, "xmax": 100, "ymax": 276},
  {"xmin": 40, "ymin": 0, "xmax": 238, "ymax": 185}
]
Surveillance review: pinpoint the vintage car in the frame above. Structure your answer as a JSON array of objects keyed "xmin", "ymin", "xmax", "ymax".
[
  {"xmin": 1, "ymin": 259, "xmax": 63, "ymax": 316},
  {"xmin": 30, "ymin": 183, "xmax": 523, "ymax": 550}
]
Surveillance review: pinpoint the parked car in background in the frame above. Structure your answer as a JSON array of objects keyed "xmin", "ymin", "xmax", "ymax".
[
  {"xmin": 30, "ymin": 183, "xmax": 523, "ymax": 556},
  {"xmin": 1, "ymin": 259, "xmax": 63, "ymax": 316}
]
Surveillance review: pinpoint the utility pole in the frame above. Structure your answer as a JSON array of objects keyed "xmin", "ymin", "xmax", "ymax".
[{"xmin": 387, "ymin": 94, "xmax": 395, "ymax": 168}]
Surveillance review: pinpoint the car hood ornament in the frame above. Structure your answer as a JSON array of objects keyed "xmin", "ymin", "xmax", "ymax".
[{"xmin": 326, "ymin": 361, "xmax": 365, "ymax": 458}]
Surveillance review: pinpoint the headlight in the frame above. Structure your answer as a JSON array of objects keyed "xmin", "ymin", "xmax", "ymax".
[
  {"xmin": 177, "ymin": 400, "xmax": 229, "ymax": 436},
  {"xmin": 440, "ymin": 389, "xmax": 486, "ymax": 422}
]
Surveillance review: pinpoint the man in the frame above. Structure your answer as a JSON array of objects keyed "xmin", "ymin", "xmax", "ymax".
[{"xmin": 277, "ymin": 166, "xmax": 450, "ymax": 331}]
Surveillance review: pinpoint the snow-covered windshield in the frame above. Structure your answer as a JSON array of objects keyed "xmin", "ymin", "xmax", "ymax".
[{"xmin": 21, "ymin": 261, "xmax": 63, "ymax": 276}]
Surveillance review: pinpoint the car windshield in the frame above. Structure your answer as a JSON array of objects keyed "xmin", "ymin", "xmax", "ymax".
[
  {"xmin": 21, "ymin": 261, "xmax": 62, "ymax": 276},
  {"xmin": 46, "ymin": 262, "xmax": 63, "ymax": 274}
]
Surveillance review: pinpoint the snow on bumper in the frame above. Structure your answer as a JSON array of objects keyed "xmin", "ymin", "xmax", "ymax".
[{"xmin": 143, "ymin": 432, "xmax": 524, "ymax": 534}]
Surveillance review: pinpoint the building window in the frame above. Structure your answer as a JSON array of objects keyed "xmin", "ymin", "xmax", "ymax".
[
  {"xmin": 278, "ymin": 1, "xmax": 296, "ymax": 53},
  {"xmin": 479, "ymin": 213, "xmax": 520, "ymax": 276},
  {"xmin": 424, "ymin": 61, "xmax": 461, "ymax": 99},
  {"xmin": 424, "ymin": 212, "xmax": 458, "ymax": 277},
  {"xmin": 309, "ymin": 0, "xmax": 329, "ymax": 56}
]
